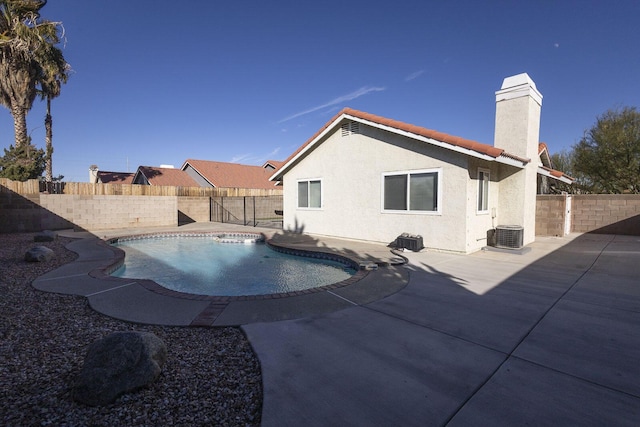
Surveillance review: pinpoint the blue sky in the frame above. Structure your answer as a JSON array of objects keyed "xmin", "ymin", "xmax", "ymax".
[{"xmin": 1, "ymin": 0, "xmax": 639, "ymax": 182}]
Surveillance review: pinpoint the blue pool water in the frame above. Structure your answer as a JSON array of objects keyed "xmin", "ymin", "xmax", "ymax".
[{"xmin": 111, "ymin": 236, "xmax": 355, "ymax": 296}]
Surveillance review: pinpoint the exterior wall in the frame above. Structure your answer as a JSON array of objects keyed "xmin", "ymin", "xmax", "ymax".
[
  {"xmin": 493, "ymin": 74, "xmax": 542, "ymax": 246},
  {"xmin": 465, "ymin": 158, "xmax": 501, "ymax": 252},
  {"xmin": 282, "ymin": 124, "xmax": 473, "ymax": 253}
]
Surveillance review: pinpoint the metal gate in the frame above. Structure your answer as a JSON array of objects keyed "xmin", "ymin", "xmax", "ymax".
[{"xmin": 210, "ymin": 195, "xmax": 283, "ymax": 229}]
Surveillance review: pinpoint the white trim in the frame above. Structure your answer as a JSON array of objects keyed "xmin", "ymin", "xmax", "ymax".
[
  {"xmin": 495, "ymin": 73, "xmax": 543, "ymax": 106},
  {"xmin": 381, "ymin": 168, "xmax": 442, "ymax": 215},
  {"xmin": 296, "ymin": 178, "xmax": 323, "ymax": 210},
  {"xmin": 476, "ymin": 168, "xmax": 490, "ymax": 214}
]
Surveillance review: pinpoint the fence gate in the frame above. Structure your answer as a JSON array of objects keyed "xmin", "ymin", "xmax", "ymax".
[
  {"xmin": 210, "ymin": 195, "xmax": 283, "ymax": 229},
  {"xmin": 564, "ymin": 194, "xmax": 572, "ymax": 235}
]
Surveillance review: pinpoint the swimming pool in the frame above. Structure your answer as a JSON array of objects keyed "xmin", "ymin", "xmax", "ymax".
[{"xmin": 110, "ymin": 234, "xmax": 357, "ymax": 296}]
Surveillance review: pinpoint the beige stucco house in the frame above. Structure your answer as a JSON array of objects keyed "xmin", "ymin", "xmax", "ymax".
[{"xmin": 270, "ymin": 73, "xmax": 572, "ymax": 254}]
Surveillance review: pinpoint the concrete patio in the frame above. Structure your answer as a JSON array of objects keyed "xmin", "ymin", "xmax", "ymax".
[
  {"xmin": 244, "ymin": 232, "xmax": 640, "ymax": 426},
  {"xmin": 33, "ymin": 225, "xmax": 640, "ymax": 425}
]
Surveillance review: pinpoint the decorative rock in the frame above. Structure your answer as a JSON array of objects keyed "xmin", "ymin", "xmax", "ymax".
[
  {"xmin": 34, "ymin": 230, "xmax": 57, "ymax": 242},
  {"xmin": 72, "ymin": 332, "xmax": 167, "ymax": 406},
  {"xmin": 24, "ymin": 246, "xmax": 55, "ymax": 262}
]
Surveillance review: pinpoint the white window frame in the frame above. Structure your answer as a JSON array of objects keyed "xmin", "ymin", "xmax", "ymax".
[
  {"xmin": 296, "ymin": 178, "xmax": 323, "ymax": 210},
  {"xmin": 381, "ymin": 168, "xmax": 442, "ymax": 214},
  {"xmin": 477, "ymin": 168, "xmax": 490, "ymax": 214}
]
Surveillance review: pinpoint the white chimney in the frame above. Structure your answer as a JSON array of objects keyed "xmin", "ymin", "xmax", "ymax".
[
  {"xmin": 89, "ymin": 165, "xmax": 99, "ymax": 183},
  {"xmin": 494, "ymin": 73, "xmax": 542, "ymax": 247}
]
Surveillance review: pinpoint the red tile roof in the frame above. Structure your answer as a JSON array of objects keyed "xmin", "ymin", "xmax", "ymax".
[
  {"xmin": 538, "ymin": 142, "xmax": 549, "ymax": 155},
  {"xmin": 539, "ymin": 165, "xmax": 574, "ymax": 183},
  {"xmin": 538, "ymin": 142, "xmax": 552, "ymax": 167},
  {"xmin": 136, "ymin": 166, "xmax": 199, "ymax": 187},
  {"xmin": 182, "ymin": 159, "xmax": 277, "ymax": 189},
  {"xmin": 97, "ymin": 171, "xmax": 134, "ymax": 184},
  {"xmin": 263, "ymin": 160, "xmax": 284, "ymax": 169},
  {"xmin": 271, "ymin": 107, "xmax": 531, "ymax": 180},
  {"xmin": 537, "ymin": 142, "xmax": 574, "ymax": 182}
]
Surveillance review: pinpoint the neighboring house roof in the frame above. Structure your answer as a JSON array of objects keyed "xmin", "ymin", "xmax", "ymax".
[
  {"xmin": 538, "ymin": 165, "xmax": 573, "ymax": 183},
  {"xmin": 133, "ymin": 166, "xmax": 199, "ymax": 186},
  {"xmin": 271, "ymin": 107, "xmax": 532, "ymax": 182},
  {"xmin": 96, "ymin": 171, "xmax": 134, "ymax": 184},
  {"xmin": 538, "ymin": 142, "xmax": 573, "ymax": 184},
  {"xmin": 181, "ymin": 159, "xmax": 277, "ymax": 189},
  {"xmin": 262, "ymin": 160, "xmax": 284, "ymax": 170},
  {"xmin": 538, "ymin": 142, "xmax": 552, "ymax": 168}
]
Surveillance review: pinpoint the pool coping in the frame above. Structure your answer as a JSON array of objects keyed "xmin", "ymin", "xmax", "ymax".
[{"xmin": 34, "ymin": 228, "xmax": 409, "ymax": 326}]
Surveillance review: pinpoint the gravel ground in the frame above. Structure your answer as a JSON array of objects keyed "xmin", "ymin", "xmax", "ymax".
[{"xmin": 0, "ymin": 232, "xmax": 262, "ymax": 426}]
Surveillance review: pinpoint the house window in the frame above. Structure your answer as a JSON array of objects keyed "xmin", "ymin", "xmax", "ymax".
[
  {"xmin": 383, "ymin": 169, "xmax": 440, "ymax": 213},
  {"xmin": 298, "ymin": 179, "xmax": 322, "ymax": 208},
  {"xmin": 477, "ymin": 169, "xmax": 490, "ymax": 213}
]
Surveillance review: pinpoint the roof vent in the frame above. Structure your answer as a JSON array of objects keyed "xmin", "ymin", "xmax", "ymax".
[
  {"xmin": 494, "ymin": 225, "xmax": 524, "ymax": 249},
  {"xmin": 341, "ymin": 121, "xmax": 360, "ymax": 137}
]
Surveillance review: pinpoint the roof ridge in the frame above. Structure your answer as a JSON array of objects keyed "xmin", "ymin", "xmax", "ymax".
[
  {"xmin": 341, "ymin": 107, "xmax": 507, "ymax": 158},
  {"xmin": 271, "ymin": 107, "xmax": 535, "ymax": 181}
]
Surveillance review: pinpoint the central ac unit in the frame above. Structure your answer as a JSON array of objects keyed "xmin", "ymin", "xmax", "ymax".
[
  {"xmin": 494, "ymin": 225, "xmax": 524, "ymax": 249},
  {"xmin": 395, "ymin": 233, "xmax": 424, "ymax": 252}
]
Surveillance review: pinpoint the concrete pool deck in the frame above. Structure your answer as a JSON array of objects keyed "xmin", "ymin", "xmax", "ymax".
[
  {"xmin": 32, "ymin": 223, "xmax": 410, "ymax": 326},
  {"xmin": 33, "ymin": 225, "xmax": 640, "ymax": 425}
]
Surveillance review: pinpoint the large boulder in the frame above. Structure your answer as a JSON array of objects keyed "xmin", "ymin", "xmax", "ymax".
[
  {"xmin": 72, "ymin": 332, "xmax": 167, "ymax": 406},
  {"xmin": 24, "ymin": 246, "xmax": 54, "ymax": 262},
  {"xmin": 34, "ymin": 230, "xmax": 57, "ymax": 242}
]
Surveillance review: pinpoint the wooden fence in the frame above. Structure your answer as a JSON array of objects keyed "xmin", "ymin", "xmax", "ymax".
[
  {"xmin": 1, "ymin": 178, "xmax": 282, "ymax": 197},
  {"xmin": 0, "ymin": 178, "xmax": 40, "ymax": 194}
]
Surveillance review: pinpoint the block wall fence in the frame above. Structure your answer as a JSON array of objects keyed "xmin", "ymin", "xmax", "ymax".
[
  {"xmin": 0, "ymin": 192, "xmax": 181, "ymax": 233},
  {"xmin": 0, "ymin": 179, "xmax": 282, "ymax": 233},
  {"xmin": 3, "ymin": 178, "xmax": 640, "ymax": 236},
  {"xmin": 536, "ymin": 194, "xmax": 640, "ymax": 236}
]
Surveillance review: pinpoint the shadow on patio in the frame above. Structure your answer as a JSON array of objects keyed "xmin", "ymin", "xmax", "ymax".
[{"xmin": 244, "ymin": 231, "xmax": 640, "ymax": 426}]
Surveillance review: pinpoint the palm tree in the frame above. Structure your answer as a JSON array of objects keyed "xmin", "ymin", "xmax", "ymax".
[
  {"xmin": 35, "ymin": 41, "xmax": 69, "ymax": 182},
  {"xmin": 0, "ymin": 0, "xmax": 64, "ymax": 148}
]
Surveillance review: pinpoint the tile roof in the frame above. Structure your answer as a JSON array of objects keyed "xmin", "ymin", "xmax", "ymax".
[
  {"xmin": 538, "ymin": 142, "xmax": 552, "ymax": 167},
  {"xmin": 182, "ymin": 159, "xmax": 277, "ymax": 189},
  {"xmin": 262, "ymin": 160, "xmax": 284, "ymax": 169},
  {"xmin": 537, "ymin": 142, "xmax": 574, "ymax": 183},
  {"xmin": 271, "ymin": 107, "xmax": 531, "ymax": 181},
  {"xmin": 135, "ymin": 166, "xmax": 199, "ymax": 187},
  {"xmin": 97, "ymin": 171, "xmax": 134, "ymax": 184},
  {"xmin": 538, "ymin": 165, "xmax": 574, "ymax": 183}
]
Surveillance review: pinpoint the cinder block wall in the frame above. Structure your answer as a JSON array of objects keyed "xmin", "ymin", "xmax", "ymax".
[
  {"xmin": 535, "ymin": 195, "xmax": 566, "ymax": 236},
  {"xmin": 38, "ymin": 194, "xmax": 178, "ymax": 232},
  {"xmin": 536, "ymin": 194, "xmax": 640, "ymax": 236},
  {"xmin": 0, "ymin": 191, "xmax": 50, "ymax": 232},
  {"xmin": 177, "ymin": 197, "xmax": 210, "ymax": 223},
  {"xmin": 572, "ymin": 195, "xmax": 640, "ymax": 235}
]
